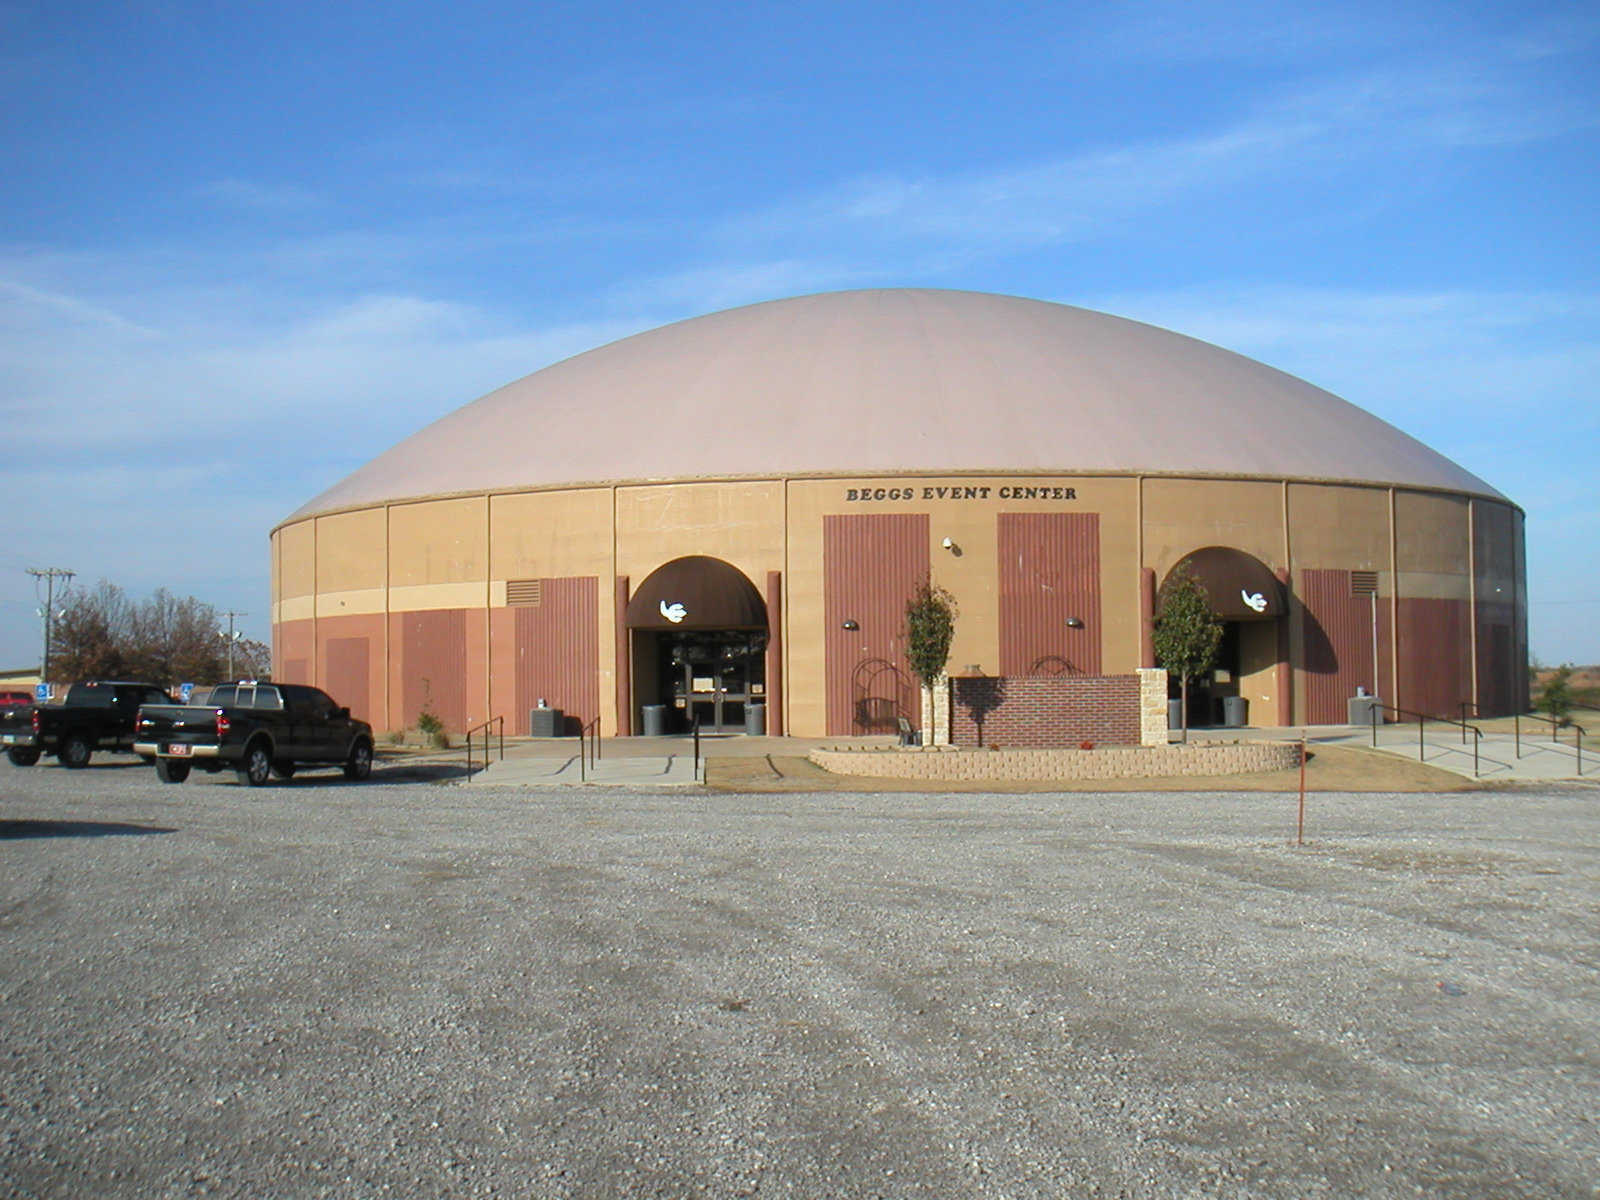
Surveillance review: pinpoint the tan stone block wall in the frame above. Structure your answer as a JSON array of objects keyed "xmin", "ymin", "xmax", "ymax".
[
  {"xmin": 1138, "ymin": 668, "xmax": 1167, "ymax": 746},
  {"xmin": 809, "ymin": 741, "xmax": 1300, "ymax": 781}
]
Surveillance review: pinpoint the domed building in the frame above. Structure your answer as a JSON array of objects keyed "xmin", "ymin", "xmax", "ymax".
[{"xmin": 271, "ymin": 289, "xmax": 1526, "ymax": 738}]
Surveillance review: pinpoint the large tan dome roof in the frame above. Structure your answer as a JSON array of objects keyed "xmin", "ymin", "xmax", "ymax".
[{"xmin": 287, "ymin": 288, "xmax": 1501, "ymax": 521}]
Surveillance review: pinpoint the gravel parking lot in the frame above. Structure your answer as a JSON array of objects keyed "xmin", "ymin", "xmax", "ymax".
[{"xmin": 2, "ymin": 759, "xmax": 1597, "ymax": 1198}]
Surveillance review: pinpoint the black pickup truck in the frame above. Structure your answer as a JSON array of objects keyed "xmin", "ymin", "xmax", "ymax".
[
  {"xmin": 134, "ymin": 681, "xmax": 374, "ymax": 786},
  {"xmin": 1, "ymin": 680, "xmax": 175, "ymax": 768}
]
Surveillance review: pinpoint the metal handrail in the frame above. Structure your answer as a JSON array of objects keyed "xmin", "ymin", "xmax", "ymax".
[
  {"xmin": 578, "ymin": 716, "xmax": 599, "ymax": 781},
  {"xmin": 1371, "ymin": 703, "xmax": 1483, "ymax": 777},
  {"xmin": 693, "ymin": 715, "xmax": 701, "ymax": 782},
  {"xmin": 464, "ymin": 715, "xmax": 505, "ymax": 778},
  {"xmin": 1457, "ymin": 700, "xmax": 1479, "ymax": 745},
  {"xmin": 1515, "ymin": 712, "xmax": 1587, "ymax": 775}
]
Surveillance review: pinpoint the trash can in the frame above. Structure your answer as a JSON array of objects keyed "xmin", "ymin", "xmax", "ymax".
[
  {"xmin": 529, "ymin": 707, "xmax": 564, "ymax": 737},
  {"xmin": 1347, "ymin": 695, "xmax": 1381, "ymax": 727},
  {"xmin": 642, "ymin": 704, "xmax": 667, "ymax": 737},
  {"xmin": 1167, "ymin": 698, "xmax": 1183, "ymax": 730},
  {"xmin": 1222, "ymin": 695, "xmax": 1247, "ymax": 728},
  {"xmin": 744, "ymin": 703, "xmax": 766, "ymax": 736}
]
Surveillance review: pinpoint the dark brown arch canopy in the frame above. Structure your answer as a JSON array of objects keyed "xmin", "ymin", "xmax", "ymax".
[
  {"xmin": 626, "ymin": 556, "xmax": 768, "ymax": 630},
  {"xmin": 1163, "ymin": 547, "xmax": 1285, "ymax": 621}
]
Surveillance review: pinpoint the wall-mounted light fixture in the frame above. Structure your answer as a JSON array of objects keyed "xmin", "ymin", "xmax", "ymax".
[
  {"xmin": 941, "ymin": 537, "xmax": 954, "ymax": 549},
  {"xmin": 841, "ymin": 619, "xmax": 859, "ymax": 631},
  {"xmin": 1065, "ymin": 617, "xmax": 1085, "ymax": 628}
]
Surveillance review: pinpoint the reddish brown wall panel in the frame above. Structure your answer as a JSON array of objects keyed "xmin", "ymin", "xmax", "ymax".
[
  {"xmin": 399, "ymin": 609, "xmax": 469, "ymax": 732},
  {"xmin": 998, "ymin": 512, "xmax": 1101, "ymax": 677},
  {"xmin": 1396, "ymin": 598, "xmax": 1470, "ymax": 719},
  {"xmin": 514, "ymin": 577, "xmax": 599, "ymax": 736},
  {"xmin": 951, "ymin": 675, "xmax": 1140, "ymax": 746},
  {"xmin": 324, "ymin": 637, "xmax": 371, "ymax": 724},
  {"xmin": 1300, "ymin": 568, "xmax": 1378, "ymax": 725},
  {"xmin": 275, "ymin": 619, "xmax": 314, "ymax": 686},
  {"xmin": 824, "ymin": 514, "xmax": 929, "ymax": 736}
]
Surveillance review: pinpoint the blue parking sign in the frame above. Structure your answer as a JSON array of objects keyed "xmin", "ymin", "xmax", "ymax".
[
  {"xmin": 180, "ymin": 682, "xmax": 195, "ymax": 701},
  {"xmin": 34, "ymin": 683, "xmax": 50, "ymax": 702}
]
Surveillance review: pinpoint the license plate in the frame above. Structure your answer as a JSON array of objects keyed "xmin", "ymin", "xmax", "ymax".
[
  {"xmin": 1, "ymin": 734, "xmax": 18, "ymax": 744},
  {"xmin": 167, "ymin": 743, "xmax": 192, "ymax": 757}
]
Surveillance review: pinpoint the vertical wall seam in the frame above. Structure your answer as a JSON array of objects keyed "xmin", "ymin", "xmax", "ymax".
[
  {"xmin": 1467, "ymin": 498, "xmax": 1478, "ymax": 711},
  {"xmin": 383, "ymin": 503, "xmax": 391, "ymax": 733},
  {"xmin": 1388, "ymin": 488, "xmax": 1399, "ymax": 706}
]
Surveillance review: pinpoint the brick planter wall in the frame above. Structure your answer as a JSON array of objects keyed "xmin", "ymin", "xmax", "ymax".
[{"xmin": 951, "ymin": 674, "xmax": 1141, "ymax": 747}]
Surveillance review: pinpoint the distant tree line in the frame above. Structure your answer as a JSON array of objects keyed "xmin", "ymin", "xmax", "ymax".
[{"xmin": 51, "ymin": 580, "xmax": 270, "ymax": 687}]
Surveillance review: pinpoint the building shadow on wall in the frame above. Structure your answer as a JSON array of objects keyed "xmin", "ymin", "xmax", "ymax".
[{"xmin": 959, "ymin": 676, "xmax": 1007, "ymax": 746}]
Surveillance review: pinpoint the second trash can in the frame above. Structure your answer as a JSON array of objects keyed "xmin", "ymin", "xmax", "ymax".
[
  {"xmin": 642, "ymin": 704, "xmax": 667, "ymax": 737},
  {"xmin": 1222, "ymin": 695, "xmax": 1247, "ymax": 727},
  {"xmin": 744, "ymin": 703, "xmax": 766, "ymax": 736}
]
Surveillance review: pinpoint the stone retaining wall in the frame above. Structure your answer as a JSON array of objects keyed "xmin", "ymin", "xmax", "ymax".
[{"xmin": 810, "ymin": 741, "xmax": 1301, "ymax": 782}]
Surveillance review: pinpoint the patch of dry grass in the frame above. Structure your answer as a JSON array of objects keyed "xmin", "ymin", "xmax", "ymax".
[{"xmin": 704, "ymin": 742, "xmax": 1475, "ymax": 794}]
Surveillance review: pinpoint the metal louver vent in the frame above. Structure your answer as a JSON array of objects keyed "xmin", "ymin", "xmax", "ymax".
[
  {"xmin": 1350, "ymin": 570, "xmax": 1379, "ymax": 596},
  {"xmin": 506, "ymin": 579, "xmax": 543, "ymax": 607}
]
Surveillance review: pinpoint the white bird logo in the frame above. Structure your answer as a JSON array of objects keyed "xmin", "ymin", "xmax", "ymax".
[
  {"xmin": 660, "ymin": 601, "xmax": 687, "ymax": 624},
  {"xmin": 1241, "ymin": 590, "xmax": 1268, "ymax": 614}
]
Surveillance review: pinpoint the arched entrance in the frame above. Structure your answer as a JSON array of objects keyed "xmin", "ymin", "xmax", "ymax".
[
  {"xmin": 625, "ymin": 556, "xmax": 768, "ymax": 734},
  {"xmin": 1162, "ymin": 547, "xmax": 1286, "ymax": 727}
]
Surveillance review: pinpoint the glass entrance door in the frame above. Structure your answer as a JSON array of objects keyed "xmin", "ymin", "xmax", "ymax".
[{"xmin": 660, "ymin": 631, "xmax": 765, "ymax": 733}]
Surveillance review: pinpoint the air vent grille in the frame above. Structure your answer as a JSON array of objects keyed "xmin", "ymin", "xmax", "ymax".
[
  {"xmin": 506, "ymin": 579, "xmax": 543, "ymax": 607},
  {"xmin": 1350, "ymin": 570, "xmax": 1379, "ymax": 596}
]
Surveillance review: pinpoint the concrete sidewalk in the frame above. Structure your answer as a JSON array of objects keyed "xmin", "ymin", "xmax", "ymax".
[
  {"xmin": 462, "ymin": 724, "xmax": 1591, "ymax": 788},
  {"xmin": 462, "ymin": 732, "xmax": 900, "ymax": 787}
]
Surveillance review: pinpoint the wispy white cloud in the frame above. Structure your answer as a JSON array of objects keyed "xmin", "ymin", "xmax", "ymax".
[{"xmin": 0, "ymin": 277, "xmax": 160, "ymax": 337}]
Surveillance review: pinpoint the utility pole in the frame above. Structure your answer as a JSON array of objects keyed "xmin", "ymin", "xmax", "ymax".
[
  {"xmin": 27, "ymin": 567, "xmax": 75, "ymax": 685},
  {"xmin": 221, "ymin": 610, "xmax": 246, "ymax": 679}
]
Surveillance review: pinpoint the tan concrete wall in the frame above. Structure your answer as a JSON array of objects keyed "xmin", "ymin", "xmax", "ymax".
[
  {"xmin": 1238, "ymin": 621, "xmax": 1279, "ymax": 726},
  {"xmin": 315, "ymin": 508, "xmax": 386, "ymax": 594},
  {"xmin": 784, "ymin": 475, "xmax": 1125, "ymax": 738},
  {"xmin": 616, "ymin": 480, "xmax": 784, "ymax": 587},
  {"xmin": 1395, "ymin": 490, "xmax": 1470, "ymax": 600},
  {"xmin": 277, "ymin": 520, "xmax": 316, "ymax": 603},
  {"xmin": 1287, "ymin": 483, "xmax": 1390, "ymax": 571},
  {"xmin": 1142, "ymin": 477, "xmax": 1285, "ymax": 577},
  {"xmin": 388, "ymin": 496, "xmax": 488, "ymax": 588},
  {"xmin": 491, "ymin": 489, "xmax": 613, "ymax": 580},
  {"xmin": 270, "ymin": 472, "xmax": 1507, "ymax": 737}
]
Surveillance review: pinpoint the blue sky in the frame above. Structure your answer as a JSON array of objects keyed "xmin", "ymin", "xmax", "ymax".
[{"xmin": 2, "ymin": 0, "xmax": 1596, "ymax": 670}]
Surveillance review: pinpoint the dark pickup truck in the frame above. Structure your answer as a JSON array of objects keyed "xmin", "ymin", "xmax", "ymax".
[
  {"xmin": 134, "ymin": 681, "xmax": 374, "ymax": 786},
  {"xmin": 1, "ymin": 680, "xmax": 175, "ymax": 768}
]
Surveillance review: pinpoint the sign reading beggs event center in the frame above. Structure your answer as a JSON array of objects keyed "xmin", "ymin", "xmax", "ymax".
[{"xmin": 845, "ymin": 484, "xmax": 1079, "ymax": 502}]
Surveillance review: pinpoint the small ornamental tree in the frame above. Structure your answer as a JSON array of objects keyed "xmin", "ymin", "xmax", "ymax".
[
  {"xmin": 1152, "ymin": 569, "xmax": 1222, "ymax": 743},
  {"xmin": 903, "ymin": 579, "xmax": 957, "ymax": 736},
  {"xmin": 1538, "ymin": 664, "xmax": 1574, "ymax": 728}
]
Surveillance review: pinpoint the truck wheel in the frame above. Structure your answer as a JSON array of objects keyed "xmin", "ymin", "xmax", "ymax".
[
  {"xmin": 59, "ymin": 734, "xmax": 92, "ymax": 769},
  {"xmin": 343, "ymin": 739, "xmax": 373, "ymax": 781},
  {"xmin": 271, "ymin": 760, "xmax": 297, "ymax": 779},
  {"xmin": 7, "ymin": 747, "xmax": 40, "ymax": 767},
  {"xmin": 155, "ymin": 758, "xmax": 191, "ymax": 784},
  {"xmin": 237, "ymin": 742, "xmax": 272, "ymax": 787}
]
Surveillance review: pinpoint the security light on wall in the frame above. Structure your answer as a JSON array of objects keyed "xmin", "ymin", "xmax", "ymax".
[
  {"xmin": 1065, "ymin": 617, "xmax": 1085, "ymax": 628},
  {"xmin": 941, "ymin": 537, "xmax": 953, "ymax": 549},
  {"xmin": 842, "ymin": 620, "xmax": 859, "ymax": 631}
]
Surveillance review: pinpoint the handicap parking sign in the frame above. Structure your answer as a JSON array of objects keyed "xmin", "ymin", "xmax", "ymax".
[
  {"xmin": 179, "ymin": 682, "xmax": 195, "ymax": 701},
  {"xmin": 34, "ymin": 683, "xmax": 50, "ymax": 702}
]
